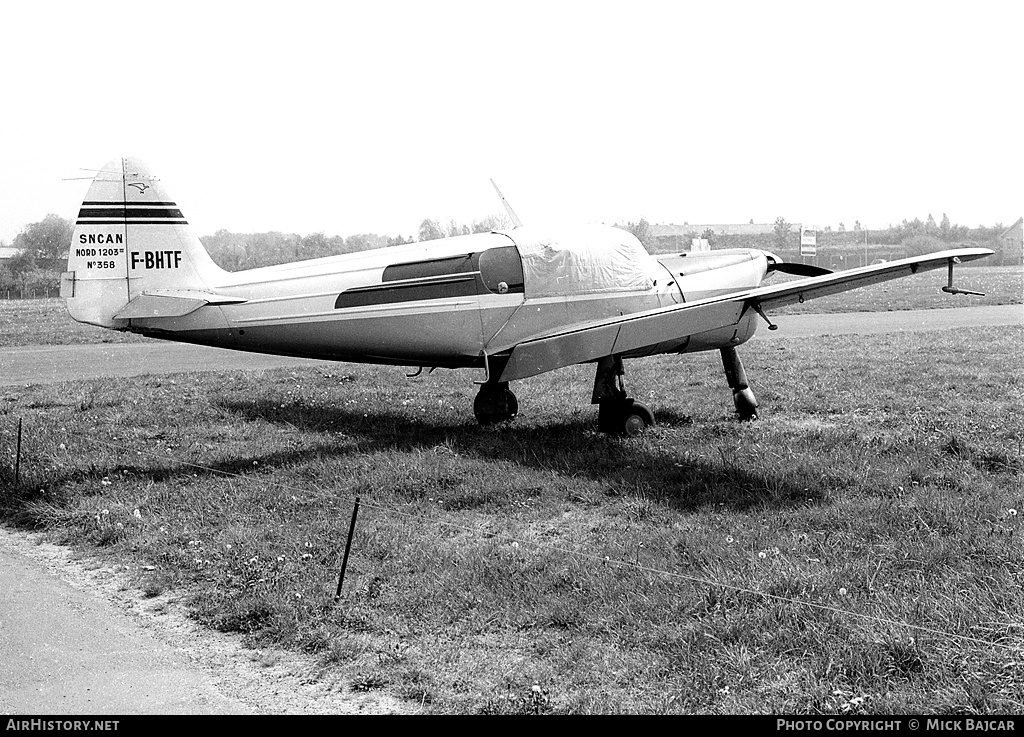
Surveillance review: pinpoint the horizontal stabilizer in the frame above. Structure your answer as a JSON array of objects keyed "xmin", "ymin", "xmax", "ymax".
[{"xmin": 113, "ymin": 290, "xmax": 247, "ymax": 319}]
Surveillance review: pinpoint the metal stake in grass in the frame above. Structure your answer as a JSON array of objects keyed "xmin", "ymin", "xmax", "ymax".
[
  {"xmin": 334, "ymin": 495, "xmax": 360, "ymax": 603},
  {"xmin": 15, "ymin": 418, "xmax": 22, "ymax": 484}
]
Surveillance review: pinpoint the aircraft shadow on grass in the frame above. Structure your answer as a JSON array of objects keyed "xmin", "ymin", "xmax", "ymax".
[
  {"xmin": 1, "ymin": 405, "xmax": 828, "ymax": 540},
  {"xmin": 199, "ymin": 396, "xmax": 830, "ymax": 513}
]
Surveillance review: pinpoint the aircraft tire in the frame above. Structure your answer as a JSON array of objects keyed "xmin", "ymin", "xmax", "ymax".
[
  {"xmin": 474, "ymin": 386, "xmax": 518, "ymax": 425},
  {"xmin": 732, "ymin": 388, "xmax": 758, "ymax": 421},
  {"xmin": 624, "ymin": 400, "xmax": 655, "ymax": 436},
  {"xmin": 599, "ymin": 398, "xmax": 655, "ymax": 435},
  {"xmin": 505, "ymin": 389, "xmax": 519, "ymax": 419}
]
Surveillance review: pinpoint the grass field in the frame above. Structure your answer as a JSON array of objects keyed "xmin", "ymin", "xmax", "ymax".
[
  {"xmin": 0, "ymin": 297, "xmax": 149, "ymax": 347},
  {"xmin": 1, "ymin": 290, "xmax": 1021, "ymax": 713}
]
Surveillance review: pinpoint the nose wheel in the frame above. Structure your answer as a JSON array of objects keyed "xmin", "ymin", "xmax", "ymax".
[
  {"xmin": 474, "ymin": 381, "xmax": 518, "ymax": 425},
  {"xmin": 721, "ymin": 346, "xmax": 758, "ymax": 420}
]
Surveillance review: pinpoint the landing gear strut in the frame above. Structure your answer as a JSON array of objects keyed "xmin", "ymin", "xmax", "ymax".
[
  {"xmin": 720, "ymin": 346, "xmax": 758, "ymax": 420},
  {"xmin": 592, "ymin": 355, "xmax": 655, "ymax": 435},
  {"xmin": 474, "ymin": 381, "xmax": 518, "ymax": 425}
]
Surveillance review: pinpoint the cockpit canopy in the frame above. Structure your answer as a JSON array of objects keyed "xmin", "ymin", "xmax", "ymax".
[{"xmin": 504, "ymin": 225, "xmax": 654, "ymax": 298}]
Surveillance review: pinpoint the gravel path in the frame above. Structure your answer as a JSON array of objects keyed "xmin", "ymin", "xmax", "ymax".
[{"xmin": 0, "ymin": 526, "xmax": 414, "ymax": 715}]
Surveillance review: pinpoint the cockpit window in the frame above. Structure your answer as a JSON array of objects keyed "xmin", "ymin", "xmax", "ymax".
[{"xmin": 478, "ymin": 246, "xmax": 524, "ymax": 294}]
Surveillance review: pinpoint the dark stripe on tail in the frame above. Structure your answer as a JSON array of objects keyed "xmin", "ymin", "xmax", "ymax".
[{"xmin": 77, "ymin": 202, "xmax": 188, "ymax": 225}]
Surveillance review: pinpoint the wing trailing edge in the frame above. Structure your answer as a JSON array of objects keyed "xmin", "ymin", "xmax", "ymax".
[{"xmin": 497, "ymin": 297, "xmax": 748, "ymax": 382}]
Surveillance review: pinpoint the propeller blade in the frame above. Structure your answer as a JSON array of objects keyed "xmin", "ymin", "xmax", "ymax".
[{"xmin": 768, "ymin": 262, "xmax": 833, "ymax": 277}]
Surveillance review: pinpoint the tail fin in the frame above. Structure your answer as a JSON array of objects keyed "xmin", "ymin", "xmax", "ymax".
[{"xmin": 63, "ymin": 157, "xmax": 227, "ymax": 328}]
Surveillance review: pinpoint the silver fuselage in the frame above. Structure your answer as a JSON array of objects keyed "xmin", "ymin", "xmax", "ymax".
[{"xmin": 119, "ymin": 233, "xmax": 765, "ymax": 369}]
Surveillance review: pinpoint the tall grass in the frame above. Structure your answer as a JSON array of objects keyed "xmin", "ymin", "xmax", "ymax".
[{"xmin": 1, "ymin": 325, "xmax": 1021, "ymax": 713}]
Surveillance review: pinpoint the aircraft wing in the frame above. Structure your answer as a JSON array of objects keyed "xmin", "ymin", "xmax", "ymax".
[
  {"xmin": 743, "ymin": 247, "xmax": 993, "ymax": 311},
  {"xmin": 495, "ymin": 247, "xmax": 993, "ymax": 383}
]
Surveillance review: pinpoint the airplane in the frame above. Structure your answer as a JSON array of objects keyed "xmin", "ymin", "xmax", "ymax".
[{"xmin": 62, "ymin": 158, "xmax": 993, "ymax": 435}]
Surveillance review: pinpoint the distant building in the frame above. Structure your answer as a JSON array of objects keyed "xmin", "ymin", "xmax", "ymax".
[
  {"xmin": 998, "ymin": 217, "xmax": 1022, "ymax": 263},
  {"xmin": 649, "ymin": 222, "xmax": 800, "ymax": 252},
  {"xmin": 0, "ymin": 246, "xmax": 23, "ymax": 262},
  {"xmin": 652, "ymin": 222, "xmax": 791, "ymax": 237}
]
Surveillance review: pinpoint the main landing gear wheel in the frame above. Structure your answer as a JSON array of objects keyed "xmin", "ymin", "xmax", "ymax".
[
  {"xmin": 474, "ymin": 382, "xmax": 518, "ymax": 425},
  {"xmin": 598, "ymin": 398, "xmax": 655, "ymax": 436},
  {"xmin": 592, "ymin": 355, "xmax": 656, "ymax": 435}
]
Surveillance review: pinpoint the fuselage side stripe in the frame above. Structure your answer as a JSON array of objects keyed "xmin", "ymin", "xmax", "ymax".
[{"xmin": 335, "ymin": 275, "xmax": 480, "ymax": 309}]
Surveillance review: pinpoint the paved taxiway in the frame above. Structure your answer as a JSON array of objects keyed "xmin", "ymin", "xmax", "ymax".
[
  {"xmin": 0, "ymin": 532, "xmax": 253, "ymax": 715},
  {"xmin": 1, "ymin": 305, "xmax": 1020, "ymax": 388}
]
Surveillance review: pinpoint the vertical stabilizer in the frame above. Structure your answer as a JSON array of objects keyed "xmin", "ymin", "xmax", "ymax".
[{"xmin": 63, "ymin": 158, "xmax": 226, "ymax": 328}]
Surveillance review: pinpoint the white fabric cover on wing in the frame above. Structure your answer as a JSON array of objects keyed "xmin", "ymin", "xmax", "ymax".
[{"xmin": 509, "ymin": 225, "xmax": 653, "ymax": 298}]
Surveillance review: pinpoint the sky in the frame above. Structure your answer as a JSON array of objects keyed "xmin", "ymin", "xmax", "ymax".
[{"xmin": 1, "ymin": 1, "xmax": 1020, "ymax": 245}]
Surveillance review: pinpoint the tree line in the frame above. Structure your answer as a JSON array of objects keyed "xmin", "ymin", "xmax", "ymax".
[
  {"xmin": 197, "ymin": 212, "xmax": 518, "ymax": 270},
  {"xmin": 0, "ymin": 214, "xmax": 72, "ymax": 293},
  {"xmin": 667, "ymin": 214, "xmax": 1014, "ymax": 265}
]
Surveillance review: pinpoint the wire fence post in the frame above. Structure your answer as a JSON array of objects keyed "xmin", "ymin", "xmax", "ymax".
[
  {"xmin": 334, "ymin": 496, "xmax": 361, "ymax": 603},
  {"xmin": 14, "ymin": 418, "xmax": 22, "ymax": 484}
]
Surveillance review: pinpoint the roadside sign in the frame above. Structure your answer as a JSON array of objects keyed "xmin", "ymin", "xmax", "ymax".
[{"xmin": 800, "ymin": 225, "xmax": 817, "ymax": 256}]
